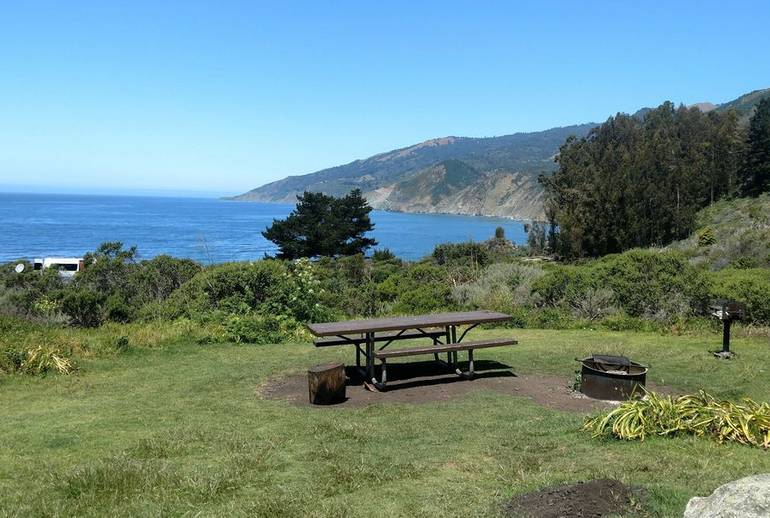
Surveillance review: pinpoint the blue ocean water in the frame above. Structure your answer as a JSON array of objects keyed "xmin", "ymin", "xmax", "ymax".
[{"xmin": 0, "ymin": 192, "xmax": 527, "ymax": 263}]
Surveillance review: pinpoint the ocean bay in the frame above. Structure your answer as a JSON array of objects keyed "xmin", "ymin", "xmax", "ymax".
[{"xmin": 0, "ymin": 192, "xmax": 527, "ymax": 263}]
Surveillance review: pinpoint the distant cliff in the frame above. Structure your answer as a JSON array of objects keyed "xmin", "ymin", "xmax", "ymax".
[{"xmin": 231, "ymin": 124, "xmax": 596, "ymax": 221}]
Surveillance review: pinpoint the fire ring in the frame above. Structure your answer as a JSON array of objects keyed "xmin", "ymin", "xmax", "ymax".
[{"xmin": 578, "ymin": 355, "xmax": 647, "ymax": 401}]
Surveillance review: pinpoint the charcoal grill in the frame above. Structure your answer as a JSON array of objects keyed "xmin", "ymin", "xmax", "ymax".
[
  {"xmin": 711, "ymin": 300, "xmax": 744, "ymax": 359},
  {"xmin": 578, "ymin": 355, "xmax": 647, "ymax": 401}
]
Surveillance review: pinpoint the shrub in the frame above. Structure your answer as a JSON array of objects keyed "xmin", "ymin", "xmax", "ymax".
[
  {"xmin": 531, "ymin": 266, "xmax": 592, "ymax": 307},
  {"xmin": 105, "ymin": 293, "xmax": 133, "ymax": 323},
  {"xmin": 599, "ymin": 314, "xmax": 659, "ymax": 332},
  {"xmin": 534, "ymin": 250, "xmax": 712, "ymax": 323},
  {"xmin": 21, "ymin": 346, "xmax": 76, "ymax": 375},
  {"xmin": 697, "ymin": 226, "xmax": 717, "ymax": 247},
  {"xmin": 61, "ymin": 289, "xmax": 104, "ymax": 328},
  {"xmin": 128, "ymin": 255, "xmax": 202, "ymax": 306},
  {"xmin": 0, "ymin": 343, "xmax": 26, "ymax": 373},
  {"xmin": 371, "ymin": 249, "xmax": 398, "ymax": 262},
  {"xmin": 591, "ymin": 250, "xmax": 711, "ymax": 318},
  {"xmin": 570, "ymin": 287, "xmax": 617, "ymax": 321},
  {"xmin": 432, "ymin": 242, "xmax": 490, "ymax": 268},
  {"xmin": 222, "ymin": 314, "xmax": 303, "ymax": 344},
  {"xmin": 452, "ymin": 262, "xmax": 544, "ymax": 313},
  {"xmin": 378, "ymin": 263, "xmax": 454, "ymax": 314},
  {"xmin": 712, "ymin": 268, "xmax": 770, "ymax": 324},
  {"xmin": 166, "ymin": 261, "xmax": 285, "ymax": 317},
  {"xmin": 115, "ymin": 336, "xmax": 130, "ymax": 352},
  {"xmin": 0, "ymin": 265, "xmax": 64, "ymax": 318}
]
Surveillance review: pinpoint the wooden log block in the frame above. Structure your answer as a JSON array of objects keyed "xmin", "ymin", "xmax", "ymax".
[{"xmin": 307, "ymin": 362, "xmax": 346, "ymax": 405}]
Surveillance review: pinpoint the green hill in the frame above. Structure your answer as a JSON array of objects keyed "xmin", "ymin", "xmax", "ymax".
[
  {"xmin": 669, "ymin": 194, "xmax": 770, "ymax": 269},
  {"xmin": 715, "ymin": 88, "xmax": 770, "ymax": 123}
]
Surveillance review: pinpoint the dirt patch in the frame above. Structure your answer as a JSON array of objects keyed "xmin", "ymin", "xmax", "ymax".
[
  {"xmin": 504, "ymin": 479, "xmax": 644, "ymax": 517},
  {"xmin": 258, "ymin": 360, "xmax": 615, "ymax": 412}
]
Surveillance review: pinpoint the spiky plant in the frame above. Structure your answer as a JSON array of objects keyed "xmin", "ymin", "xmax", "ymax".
[{"xmin": 584, "ymin": 390, "xmax": 770, "ymax": 449}]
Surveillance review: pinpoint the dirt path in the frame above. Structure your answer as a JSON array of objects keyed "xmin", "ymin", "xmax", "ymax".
[{"xmin": 259, "ymin": 360, "xmax": 616, "ymax": 412}]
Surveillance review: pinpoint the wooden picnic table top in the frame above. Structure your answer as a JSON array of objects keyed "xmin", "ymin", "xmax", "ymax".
[{"xmin": 306, "ymin": 310, "xmax": 511, "ymax": 337}]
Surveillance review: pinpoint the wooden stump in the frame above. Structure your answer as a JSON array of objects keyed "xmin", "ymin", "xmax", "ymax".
[{"xmin": 307, "ymin": 362, "xmax": 346, "ymax": 405}]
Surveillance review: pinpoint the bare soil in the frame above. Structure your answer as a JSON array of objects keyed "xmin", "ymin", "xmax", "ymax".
[
  {"xmin": 259, "ymin": 360, "xmax": 614, "ymax": 412},
  {"xmin": 503, "ymin": 478, "xmax": 645, "ymax": 517}
]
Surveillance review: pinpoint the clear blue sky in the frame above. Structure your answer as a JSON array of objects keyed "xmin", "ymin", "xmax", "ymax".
[{"xmin": 1, "ymin": 1, "xmax": 769, "ymax": 196}]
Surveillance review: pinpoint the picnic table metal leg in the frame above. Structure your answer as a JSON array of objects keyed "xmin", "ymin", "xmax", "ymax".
[
  {"xmin": 468, "ymin": 349, "xmax": 474, "ymax": 377},
  {"xmin": 450, "ymin": 326, "xmax": 458, "ymax": 364},
  {"xmin": 366, "ymin": 332, "xmax": 374, "ymax": 381}
]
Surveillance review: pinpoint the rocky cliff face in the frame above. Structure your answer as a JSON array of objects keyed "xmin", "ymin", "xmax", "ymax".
[{"xmin": 364, "ymin": 160, "xmax": 545, "ymax": 220}]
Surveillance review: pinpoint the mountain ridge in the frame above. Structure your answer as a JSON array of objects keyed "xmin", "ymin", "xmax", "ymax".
[{"xmin": 233, "ymin": 87, "xmax": 770, "ymax": 221}]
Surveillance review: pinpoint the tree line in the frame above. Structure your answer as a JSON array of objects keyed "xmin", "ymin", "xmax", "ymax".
[{"xmin": 542, "ymin": 98, "xmax": 770, "ymax": 258}]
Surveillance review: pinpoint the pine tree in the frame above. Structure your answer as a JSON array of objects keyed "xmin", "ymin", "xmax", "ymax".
[{"xmin": 262, "ymin": 189, "xmax": 377, "ymax": 259}]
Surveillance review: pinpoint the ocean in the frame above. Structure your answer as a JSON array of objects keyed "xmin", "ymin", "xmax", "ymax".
[{"xmin": 0, "ymin": 192, "xmax": 528, "ymax": 263}]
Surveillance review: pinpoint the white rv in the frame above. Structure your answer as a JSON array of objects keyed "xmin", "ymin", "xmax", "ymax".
[{"xmin": 33, "ymin": 257, "xmax": 85, "ymax": 279}]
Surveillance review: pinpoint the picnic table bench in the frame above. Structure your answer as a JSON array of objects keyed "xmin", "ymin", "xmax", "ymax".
[{"xmin": 307, "ymin": 311, "xmax": 516, "ymax": 390}]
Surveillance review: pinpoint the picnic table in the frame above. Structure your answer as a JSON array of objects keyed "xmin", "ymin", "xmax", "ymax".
[{"xmin": 307, "ymin": 310, "xmax": 516, "ymax": 390}]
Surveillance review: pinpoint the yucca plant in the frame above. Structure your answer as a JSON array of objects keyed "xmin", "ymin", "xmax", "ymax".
[
  {"xmin": 584, "ymin": 390, "xmax": 770, "ymax": 449},
  {"xmin": 21, "ymin": 346, "xmax": 76, "ymax": 375}
]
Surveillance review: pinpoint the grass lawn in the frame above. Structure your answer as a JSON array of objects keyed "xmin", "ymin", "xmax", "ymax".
[{"xmin": 1, "ymin": 328, "xmax": 769, "ymax": 517}]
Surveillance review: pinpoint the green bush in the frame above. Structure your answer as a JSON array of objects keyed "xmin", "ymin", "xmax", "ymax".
[
  {"xmin": 697, "ymin": 226, "xmax": 717, "ymax": 247},
  {"xmin": 105, "ymin": 293, "xmax": 133, "ymax": 323},
  {"xmin": 222, "ymin": 313, "xmax": 303, "ymax": 344},
  {"xmin": 534, "ymin": 250, "xmax": 712, "ymax": 322},
  {"xmin": 0, "ymin": 264, "xmax": 64, "ymax": 318},
  {"xmin": 452, "ymin": 262, "xmax": 544, "ymax": 313},
  {"xmin": 378, "ymin": 263, "xmax": 454, "ymax": 314},
  {"xmin": 128, "ymin": 255, "xmax": 202, "ymax": 306},
  {"xmin": 712, "ymin": 268, "xmax": 770, "ymax": 324},
  {"xmin": 531, "ymin": 265, "xmax": 593, "ymax": 307},
  {"xmin": 591, "ymin": 250, "xmax": 711, "ymax": 318},
  {"xmin": 61, "ymin": 289, "xmax": 104, "ymax": 328},
  {"xmin": 163, "ymin": 259, "xmax": 331, "ymax": 324},
  {"xmin": 432, "ymin": 242, "xmax": 490, "ymax": 268},
  {"xmin": 371, "ymin": 249, "xmax": 398, "ymax": 262}
]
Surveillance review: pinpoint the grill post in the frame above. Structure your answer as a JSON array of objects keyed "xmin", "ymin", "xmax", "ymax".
[
  {"xmin": 711, "ymin": 300, "xmax": 743, "ymax": 359},
  {"xmin": 722, "ymin": 319, "xmax": 732, "ymax": 354}
]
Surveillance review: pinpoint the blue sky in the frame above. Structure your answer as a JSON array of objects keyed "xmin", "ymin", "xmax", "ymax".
[{"xmin": 1, "ymin": 1, "xmax": 769, "ymax": 196}]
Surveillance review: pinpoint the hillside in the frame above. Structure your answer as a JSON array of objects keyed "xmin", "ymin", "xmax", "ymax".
[
  {"xmin": 714, "ymin": 87, "xmax": 770, "ymax": 123},
  {"xmin": 232, "ymin": 124, "xmax": 596, "ymax": 220},
  {"xmin": 233, "ymin": 87, "xmax": 770, "ymax": 221},
  {"xmin": 669, "ymin": 194, "xmax": 770, "ymax": 270},
  {"xmin": 367, "ymin": 159, "xmax": 546, "ymax": 219}
]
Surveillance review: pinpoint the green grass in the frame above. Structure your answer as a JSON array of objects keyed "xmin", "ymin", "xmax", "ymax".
[{"xmin": 1, "ymin": 328, "xmax": 769, "ymax": 517}]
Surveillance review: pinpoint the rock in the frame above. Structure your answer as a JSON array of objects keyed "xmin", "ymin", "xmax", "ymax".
[{"xmin": 684, "ymin": 474, "xmax": 770, "ymax": 518}]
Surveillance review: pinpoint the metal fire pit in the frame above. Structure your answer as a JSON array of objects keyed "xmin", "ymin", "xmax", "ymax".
[{"xmin": 578, "ymin": 355, "xmax": 647, "ymax": 401}]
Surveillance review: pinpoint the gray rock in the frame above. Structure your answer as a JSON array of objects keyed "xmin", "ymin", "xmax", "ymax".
[{"xmin": 684, "ymin": 474, "xmax": 770, "ymax": 518}]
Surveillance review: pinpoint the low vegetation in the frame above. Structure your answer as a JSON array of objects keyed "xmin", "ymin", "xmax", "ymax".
[
  {"xmin": 585, "ymin": 391, "xmax": 770, "ymax": 449},
  {"xmin": 3, "ymin": 214, "xmax": 770, "ymax": 378},
  {"xmin": 669, "ymin": 193, "xmax": 770, "ymax": 269}
]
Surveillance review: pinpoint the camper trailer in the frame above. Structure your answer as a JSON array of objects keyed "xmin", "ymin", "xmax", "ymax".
[{"xmin": 33, "ymin": 257, "xmax": 85, "ymax": 279}]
